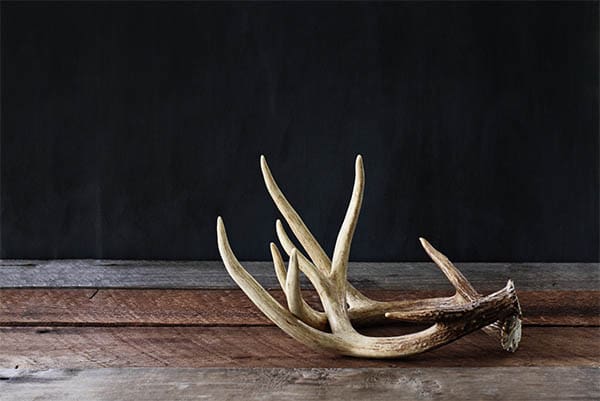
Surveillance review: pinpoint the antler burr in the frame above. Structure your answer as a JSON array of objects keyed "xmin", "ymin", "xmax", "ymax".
[{"xmin": 217, "ymin": 155, "xmax": 522, "ymax": 358}]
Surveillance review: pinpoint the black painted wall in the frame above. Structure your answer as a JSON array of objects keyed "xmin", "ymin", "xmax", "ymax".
[{"xmin": 1, "ymin": 2, "xmax": 598, "ymax": 261}]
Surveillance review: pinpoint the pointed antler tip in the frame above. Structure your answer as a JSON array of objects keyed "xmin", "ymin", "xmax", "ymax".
[
  {"xmin": 355, "ymin": 154, "xmax": 364, "ymax": 167},
  {"xmin": 217, "ymin": 216, "xmax": 227, "ymax": 234}
]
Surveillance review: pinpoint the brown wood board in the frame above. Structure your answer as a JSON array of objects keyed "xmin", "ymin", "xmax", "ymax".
[
  {"xmin": 1, "ymin": 261, "xmax": 598, "ymax": 400},
  {"xmin": 1, "ymin": 326, "xmax": 598, "ymax": 369},
  {"xmin": 0, "ymin": 289, "xmax": 597, "ymax": 327}
]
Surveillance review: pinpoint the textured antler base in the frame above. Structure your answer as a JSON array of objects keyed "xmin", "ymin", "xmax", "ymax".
[{"xmin": 216, "ymin": 155, "xmax": 522, "ymax": 358}]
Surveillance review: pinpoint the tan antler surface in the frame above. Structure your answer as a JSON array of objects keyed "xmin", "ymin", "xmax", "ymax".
[{"xmin": 216, "ymin": 155, "xmax": 522, "ymax": 358}]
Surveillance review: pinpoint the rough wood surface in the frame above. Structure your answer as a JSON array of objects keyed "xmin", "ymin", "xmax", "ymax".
[
  {"xmin": 1, "ymin": 260, "xmax": 597, "ymax": 290},
  {"xmin": 1, "ymin": 326, "xmax": 598, "ymax": 369},
  {"xmin": 1, "ymin": 367, "xmax": 598, "ymax": 401},
  {"xmin": 0, "ymin": 289, "xmax": 597, "ymax": 326},
  {"xmin": 1, "ymin": 261, "xmax": 598, "ymax": 399}
]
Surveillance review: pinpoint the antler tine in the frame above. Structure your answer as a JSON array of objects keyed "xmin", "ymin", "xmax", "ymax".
[
  {"xmin": 276, "ymin": 219, "xmax": 328, "ymax": 276},
  {"xmin": 285, "ymin": 250, "xmax": 303, "ymax": 316},
  {"xmin": 270, "ymin": 242, "xmax": 288, "ymax": 290},
  {"xmin": 331, "ymin": 155, "xmax": 364, "ymax": 281},
  {"xmin": 218, "ymin": 217, "xmax": 301, "ymax": 328},
  {"xmin": 270, "ymin": 243, "xmax": 327, "ymax": 330},
  {"xmin": 419, "ymin": 237, "xmax": 479, "ymax": 302},
  {"xmin": 261, "ymin": 155, "xmax": 331, "ymax": 272},
  {"xmin": 272, "ymin": 228, "xmax": 329, "ymax": 295}
]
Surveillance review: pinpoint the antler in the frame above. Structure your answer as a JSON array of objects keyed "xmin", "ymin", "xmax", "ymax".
[{"xmin": 216, "ymin": 155, "xmax": 522, "ymax": 358}]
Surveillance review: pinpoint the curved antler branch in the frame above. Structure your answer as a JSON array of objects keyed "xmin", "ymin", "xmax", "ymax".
[
  {"xmin": 419, "ymin": 237, "xmax": 479, "ymax": 302},
  {"xmin": 331, "ymin": 155, "xmax": 364, "ymax": 280},
  {"xmin": 261, "ymin": 156, "xmax": 331, "ymax": 273}
]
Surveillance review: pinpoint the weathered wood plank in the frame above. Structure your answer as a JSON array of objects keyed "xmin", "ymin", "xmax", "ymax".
[
  {"xmin": 0, "ymin": 260, "xmax": 597, "ymax": 290},
  {"xmin": 0, "ymin": 289, "xmax": 597, "ymax": 326},
  {"xmin": 0, "ymin": 367, "xmax": 597, "ymax": 401},
  {"xmin": 1, "ymin": 326, "xmax": 598, "ymax": 369}
]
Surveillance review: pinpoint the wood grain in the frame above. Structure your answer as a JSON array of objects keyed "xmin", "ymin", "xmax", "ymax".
[
  {"xmin": 1, "ymin": 367, "xmax": 598, "ymax": 401},
  {"xmin": 0, "ymin": 289, "xmax": 597, "ymax": 326},
  {"xmin": 1, "ymin": 326, "xmax": 598, "ymax": 369},
  {"xmin": 1, "ymin": 260, "xmax": 597, "ymax": 290},
  {"xmin": 1, "ymin": 260, "xmax": 598, "ymax": 400}
]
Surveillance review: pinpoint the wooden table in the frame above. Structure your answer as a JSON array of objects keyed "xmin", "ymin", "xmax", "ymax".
[{"xmin": 0, "ymin": 261, "xmax": 598, "ymax": 400}]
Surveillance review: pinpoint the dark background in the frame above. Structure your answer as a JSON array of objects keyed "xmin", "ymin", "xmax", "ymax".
[{"xmin": 1, "ymin": 2, "xmax": 598, "ymax": 262}]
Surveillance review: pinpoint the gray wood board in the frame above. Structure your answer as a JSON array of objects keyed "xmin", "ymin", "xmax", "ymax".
[
  {"xmin": 0, "ymin": 367, "xmax": 598, "ymax": 401},
  {"xmin": 0, "ymin": 260, "xmax": 598, "ymax": 290}
]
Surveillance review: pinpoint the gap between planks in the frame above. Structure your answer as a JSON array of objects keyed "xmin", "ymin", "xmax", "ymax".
[{"xmin": 0, "ymin": 367, "xmax": 598, "ymax": 401}]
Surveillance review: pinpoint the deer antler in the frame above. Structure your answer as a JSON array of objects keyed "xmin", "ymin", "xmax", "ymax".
[{"xmin": 217, "ymin": 155, "xmax": 522, "ymax": 358}]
